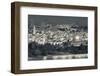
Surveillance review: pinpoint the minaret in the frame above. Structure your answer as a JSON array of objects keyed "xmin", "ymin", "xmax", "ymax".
[
  {"xmin": 33, "ymin": 25, "xmax": 36, "ymax": 35},
  {"xmin": 32, "ymin": 25, "xmax": 36, "ymax": 42}
]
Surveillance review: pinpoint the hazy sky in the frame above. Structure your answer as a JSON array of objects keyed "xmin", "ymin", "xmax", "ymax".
[{"xmin": 28, "ymin": 15, "xmax": 88, "ymax": 27}]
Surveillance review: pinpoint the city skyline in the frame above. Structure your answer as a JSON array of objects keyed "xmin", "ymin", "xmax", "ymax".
[
  {"xmin": 28, "ymin": 15, "xmax": 88, "ymax": 60},
  {"xmin": 28, "ymin": 15, "xmax": 88, "ymax": 33},
  {"xmin": 28, "ymin": 15, "xmax": 88, "ymax": 26}
]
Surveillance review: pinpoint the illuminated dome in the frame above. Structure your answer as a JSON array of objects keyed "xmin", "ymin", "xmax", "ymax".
[{"xmin": 75, "ymin": 35, "xmax": 80, "ymax": 41}]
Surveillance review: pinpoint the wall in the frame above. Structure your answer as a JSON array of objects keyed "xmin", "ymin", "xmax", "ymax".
[{"xmin": 0, "ymin": 0, "xmax": 100, "ymax": 76}]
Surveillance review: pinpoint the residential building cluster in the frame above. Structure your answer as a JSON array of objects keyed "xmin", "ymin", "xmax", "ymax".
[{"xmin": 28, "ymin": 24, "xmax": 88, "ymax": 46}]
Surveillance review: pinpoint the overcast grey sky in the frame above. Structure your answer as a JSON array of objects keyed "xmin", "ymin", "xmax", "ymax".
[
  {"xmin": 28, "ymin": 15, "xmax": 88, "ymax": 33},
  {"xmin": 28, "ymin": 15, "xmax": 88, "ymax": 27}
]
